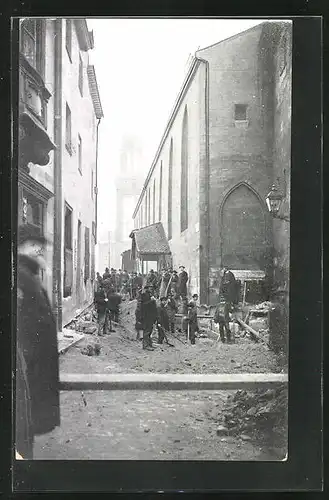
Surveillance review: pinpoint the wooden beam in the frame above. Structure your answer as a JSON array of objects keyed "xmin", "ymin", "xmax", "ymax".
[
  {"xmin": 59, "ymin": 373, "xmax": 287, "ymax": 392},
  {"xmin": 235, "ymin": 317, "xmax": 261, "ymax": 341},
  {"xmin": 175, "ymin": 314, "xmax": 214, "ymax": 319}
]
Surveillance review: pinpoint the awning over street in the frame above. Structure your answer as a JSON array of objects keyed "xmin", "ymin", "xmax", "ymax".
[{"xmin": 129, "ymin": 222, "xmax": 171, "ymax": 259}]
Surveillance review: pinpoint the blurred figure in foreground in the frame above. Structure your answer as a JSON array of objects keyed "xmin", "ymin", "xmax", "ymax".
[{"xmin": 16, "ymin": 224, "xmax": 60, "ymax": 459}]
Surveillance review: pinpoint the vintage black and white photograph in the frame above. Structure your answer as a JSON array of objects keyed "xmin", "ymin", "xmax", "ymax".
[{"xmin": 16, "ymin": 17, "xmax": 291, "ymax": 462}]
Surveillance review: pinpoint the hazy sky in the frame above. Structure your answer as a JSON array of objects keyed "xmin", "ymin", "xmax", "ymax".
[{"xmin": 86, "ymin": 18, "xmax": 264, "ymax": 239}]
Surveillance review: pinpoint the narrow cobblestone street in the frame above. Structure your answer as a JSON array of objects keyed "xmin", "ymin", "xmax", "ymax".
[{"xmin": 34, "ymin": 301, "xmax": 284, "ymax": 461}]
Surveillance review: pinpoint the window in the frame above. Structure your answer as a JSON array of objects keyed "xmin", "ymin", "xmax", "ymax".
[
  {"xmin": 234, "ymin": 104, "xmax": 247, "ymax": 121},
  {"xmin": 159, "ymin": 160, "xmax": 163, "ymax": 220},
  {"xmin": 78, "ymin": 134, "xmax": 82, "ymax": 174},
  {"xmin": 66, "ymin": 19, "xmax": 72, "ymax": 61},
  {"xmin": 91, "ymin": 170, "xmax": 94, "ymax": 199},
  {"xmin": 20, "ymin": 19, "xmax": 45, "ymax": 76},
  {"xmin": 21, "ymin": 189, "xmax": 44, "ymax": 235},
  {"xmin": 153, "ymin": 178, "xmax": 156, "ymax": 223},
  {"xmin": 79, "ymin": 54, "xmax": 83, "ymax": 96},
  {"xmin": 64, "ymin": 204, "xmax": 73, "ymax": 297},
  {"xmin": 180, "ymin": 109, "xmax": 188, "ymax": 232},
  {"xmin": 84, "ymin": 227, "xmax": 90, "ymax": 283},
  {"xmin": 65, "ymin": 103, "xmax": 72, "ymax": 154},
  {"xmin": 144, "ymin": 195, "xmax": 147, "ymax": 226},
  {"xmin": 168, "ymin": 140, "xmax": 173, "ymax": 239}
]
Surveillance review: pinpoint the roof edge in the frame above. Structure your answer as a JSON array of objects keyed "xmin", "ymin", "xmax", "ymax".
[
  {"xmin": 132, "ymin": 56, "xmax": 202, "ymax": 218},
  {"xmin": 87, "ymin": 65, "xmax": 104, "ymax": 119}
]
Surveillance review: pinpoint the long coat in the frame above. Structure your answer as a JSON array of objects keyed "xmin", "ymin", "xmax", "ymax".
[
  {"xmin": 177, "ymin": 270, "xmax": 188, "ymax": 296},
  {"xmin": 220, "ymin": 270, "xmax": 237, "ymax": 303},
  {"xmin": 157, "ymin": 304, "xmax": 169, "ymax": 331},
  {"xmin": 140, "ymin": 291, "xmax": 158, "ymax": 328},
  {"xmin": 17, "ymin": 255, "xmax": 60, "ymax": 456}
]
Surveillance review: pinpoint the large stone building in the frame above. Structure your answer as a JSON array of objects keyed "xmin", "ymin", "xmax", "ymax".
[
  {"xmin": 132, "ymin": 21, "xmax": 291, "ymax": 305},
  {"xmin": 18, "ymin": 18, "xmax": 103, "ymax": 329}
]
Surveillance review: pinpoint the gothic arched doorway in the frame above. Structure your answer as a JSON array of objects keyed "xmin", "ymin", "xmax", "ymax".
[{"xmin": 220, "ymin": 183, "xmax": 269, "ymax": 270}]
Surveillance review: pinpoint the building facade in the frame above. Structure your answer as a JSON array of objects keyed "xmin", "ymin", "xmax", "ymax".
[
  {"xmin": 18, "ymin": 18, "xmax": 103, "ymax": 330},
  {"xmin": 132, "ymin": 21, "xmax": 292, "ymax": 305}
]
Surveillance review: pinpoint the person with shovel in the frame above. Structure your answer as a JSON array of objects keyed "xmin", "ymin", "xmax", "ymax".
[{"xmin": 156, "ymin": 297, "xmax": 174, "ymax": 346}]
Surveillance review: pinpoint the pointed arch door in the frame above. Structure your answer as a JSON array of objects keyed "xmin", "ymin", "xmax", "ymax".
[{"xmin": 220, "ymin": 184, "xmax": 269, "ymax": 270}]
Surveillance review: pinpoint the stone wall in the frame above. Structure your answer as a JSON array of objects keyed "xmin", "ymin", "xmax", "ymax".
[
  {"xmin": 133, "ymin": 62, "xmax": 206, "ymax": 298},
  {"xmin": 198, "ymin": 22, "xmax": 276, "ymax": 303},
  {"xmin": 61, "ymin": 20, "xmax": 97, "ymax": 325}
]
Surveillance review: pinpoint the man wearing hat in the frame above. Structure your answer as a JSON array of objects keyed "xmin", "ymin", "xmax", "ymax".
[
  {"xmin": 177, "ymin": 265, "xmax": 188, "ymax": 300},
  {"xmin": 16, "ymin": 224, "xmax": 60, "ymax": 459},
  {"xmin": 140, "ymin": 285, "xmax": 158, "ymax": 350}
]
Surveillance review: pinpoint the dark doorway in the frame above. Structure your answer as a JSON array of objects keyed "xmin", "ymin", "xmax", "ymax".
[{"xmin": 220, "ymin": 184, "xmax": 268, "ymax": 270}]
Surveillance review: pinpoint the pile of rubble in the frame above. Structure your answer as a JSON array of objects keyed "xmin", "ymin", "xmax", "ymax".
[
  {"xmin": 67, "ymin": 308, "xmax": 98, "ymax": 335},
  {"xmin": 80, "ymin": 342, "xmax": 101, "ymax": 357},
  {"xmin": 216, "ymin": 386, "xmax": 288, "ymax": 443}
]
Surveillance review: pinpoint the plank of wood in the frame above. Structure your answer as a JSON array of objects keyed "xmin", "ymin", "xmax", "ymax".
[
  {"xmin": 59, "ymin": 373, "xmax": 287, "ymax": 391},
  {"xmin": 175, "ymin": 314, "xmax": 214, "ymax": 319},
  {"xmin": 235, "ymin": 317, "xmax": 260, "ymax": 341}
]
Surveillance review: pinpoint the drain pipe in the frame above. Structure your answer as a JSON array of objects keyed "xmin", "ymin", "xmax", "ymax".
[
  {"xmin": 95, "ymin": 117, "xmax": 101, "ymax": 245},
  {"xmin": 53, "ymin": 19, "xmax": 63, "ymax": 331},
  {"xmin": 196, "ymin": 55, "xmax": 210, "ymax": 304}
]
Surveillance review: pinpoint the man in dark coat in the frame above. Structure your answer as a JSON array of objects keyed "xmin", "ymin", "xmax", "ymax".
[
  {"xmin": 219, "ymin": 267, "xmax": 237, "ymax": 331},
  {"xmin": 220, "ymin": 266, "xmax": 237, "ymax": 303},
  {"xmin": 146, "ymin": 269, "xmax": 157, "ymax": 292},
  {"xmin": 214, "ymin": 302, "xmax": 232, "ymax": 343},
  {"xmin": 170, "ymin": 270, "xmax": 179, "ymax": 297},
  {"xmin": 140, "ymin": 285, "xmax": 158, "ymax": 350},
  {"xmin": 107, "ymin": 287, "xmax": 122, "ymax": 324},
  {"xmin": 16, "ymin": 224, "xmax": 60, "ymax": 459},
  {"xmin": 103, "ymin": 267, "xmax": 111, "ymax": 280},
  {"xmin": 136, "ymin": 272, "xmax": 144, "ymax": 292},
  {"xmin": 177, "ymin": 265, "xmax": 188, "ymax": 299},
  {"xmin": 156, "ymin": 297, "xmax": 170, "ymax": 344},
  {"xmin": 187, "ymin": 294, "xmax": 199, "ymax": 345},
  {"xmin": 135, "ymin": 289, "xmax": 143, "ymax": 341},
  {"xmin": 94, "ymin": 283, "xmax": 109, "ymax": 335},
  {"xmin": 166, "ymin": 291, "xmax": 178, "ymax": 333}
]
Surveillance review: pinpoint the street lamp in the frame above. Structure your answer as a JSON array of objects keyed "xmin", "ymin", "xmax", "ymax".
[{"xmin": 266, "ymin": 183, "xmax": 290, "ymax": 222}]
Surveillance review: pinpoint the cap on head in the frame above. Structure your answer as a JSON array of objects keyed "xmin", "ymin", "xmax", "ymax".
[
  {"xmin": 160, "ymin": 296, "xmax": 166, "ymax": 301},
  {"xmin": 18, "ymin": 224, "xmax": 48, "ymax": 246},
  {"xmin": 192, "ymin": 294, "xmax": 198, "ymax": 299},
  {"xmin": 179, "ymin": 265, "xmax": 185, "ymax": 269}
]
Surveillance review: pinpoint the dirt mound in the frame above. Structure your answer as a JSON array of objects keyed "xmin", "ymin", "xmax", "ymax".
[{"xmin": 219, "ymin": 385, "xmax": 288, "ymax": 453}]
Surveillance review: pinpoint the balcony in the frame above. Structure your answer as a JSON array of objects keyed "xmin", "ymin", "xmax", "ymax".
[{"xmin": 19, "ymin": 53, "xmax": 56, "ymax": 170}]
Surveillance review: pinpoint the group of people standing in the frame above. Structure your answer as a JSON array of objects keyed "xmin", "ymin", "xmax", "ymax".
[
  {"xmin": 134, "ymin": 266, "xmax": 200, "ymax": 350},
  {"xmin": 144, "ymin": 265, "xmax": 189, "ymax": 301},
  {"xmin": 96, "ymin": 268, "xmax": 144, "ymax": 301},
  {"xmin": 94, "ymin": 268, "xmax": 122, "ymax": 335}
]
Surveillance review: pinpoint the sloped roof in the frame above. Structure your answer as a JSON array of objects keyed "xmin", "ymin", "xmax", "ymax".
[{"xmin": 130, "ymin": 223, "xmax": 171, "ymax": 255}]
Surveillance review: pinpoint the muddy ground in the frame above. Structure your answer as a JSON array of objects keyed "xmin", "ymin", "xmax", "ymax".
[{"xmin": 34, "ymin": 300, "xmax": 286, "ymax": 460}]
